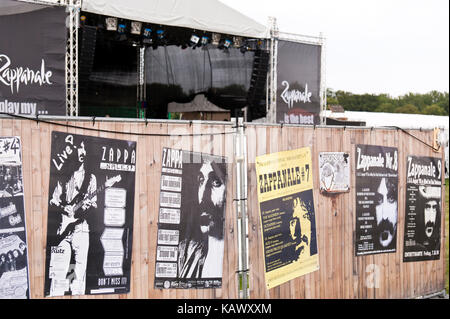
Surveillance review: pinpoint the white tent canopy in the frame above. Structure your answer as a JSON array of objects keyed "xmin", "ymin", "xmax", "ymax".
[{"xmin": 81, "ymin": 0, "xmax": 269, "ymax": 39}]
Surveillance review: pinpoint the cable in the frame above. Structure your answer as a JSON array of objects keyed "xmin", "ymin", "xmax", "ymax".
[
  {"xmin": 0, "ymin": 112, "xmax": 237, "ymax": 137},
  {"xmin": 387, "ymin": 126, "xmax": 440, "ymax": 152}
]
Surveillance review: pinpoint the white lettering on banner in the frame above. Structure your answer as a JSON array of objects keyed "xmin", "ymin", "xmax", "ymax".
[
  {"xmin": 280, "ymin": 81, "xmax": 312, "ymax": 108},
  {"xmin": 284, "ymin": 113, "xmax": 314, "ymax": 124},
  {"xmin": 0, "ymin": 54, "xmax": 53, "ymax": 94}
]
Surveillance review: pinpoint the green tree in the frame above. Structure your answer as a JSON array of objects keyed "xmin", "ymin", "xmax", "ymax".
[
  {"xmin": 395, "ymin": 104, "xmax": 420, "ymax": 114},
  {"xmin": 422, "ymin": 104, "xmax": 447, "ymax": 115},
  {"xmin": 375, "ymin": 103, "xmax": 395, "ymax": 113}
]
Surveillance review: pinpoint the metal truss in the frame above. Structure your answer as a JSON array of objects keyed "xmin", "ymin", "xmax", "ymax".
[{"xmin": 65, "ymin": 0, "xmax": 81, "ymax": 116}]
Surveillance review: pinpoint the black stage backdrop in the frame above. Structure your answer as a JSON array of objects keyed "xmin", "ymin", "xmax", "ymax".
[
  {"xmin": 355, "ymin": 144, "xmax": 399, "ymax": 256},
  {"xmin": 276, "ymin": 40, "xmax": 321, "ymax": 125},
  {"xmin": 403, "ymin": 156, "xmax": 442, "ymax": 262},
  {"xmin": 0, "ymin": 137, "xmax": 30, "ymax": 299},
  {"xmin": 0, "ymin": 3, "xmax": 66, "ymax": 116},
  {"xmin": 44, "ymin": 132, "xmax": 136, "ymax": 297},
  {"xmin": 154, "ymin": 148, "xmax": 228, "ymax": 289}
]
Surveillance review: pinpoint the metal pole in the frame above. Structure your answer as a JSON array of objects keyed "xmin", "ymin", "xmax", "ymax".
[{"xmin": 234, "ymin": 117, "xmax": 249, "ymax": 299}]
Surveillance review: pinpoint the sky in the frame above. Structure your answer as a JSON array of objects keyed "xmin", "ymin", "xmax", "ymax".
[{"xmin": 220, "ymin": 0, "xmax": 449, "ymax": 97}]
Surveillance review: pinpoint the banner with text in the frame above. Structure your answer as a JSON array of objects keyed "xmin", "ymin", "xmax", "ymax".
[
  {"xmin": 403, "ymin": 156, "xmax": 442, "ymax": 262},
  {"xmin": 0, "ymin": 137, "xmax": 30, "ymax": 299},
  {"xmin": 276, "ymin": 40, "xmax": 321, "ymax": 125},
  {"xmin": 355, "ymin": 144, "xmax": 399, "ymax": 256},
  {"xmin": 0, "ymin": 6, "xmax": 66, "ymax": 116},
  {"xmin": 256, "ymin": 147, "xmax": 319, "ymax": 289},
  {"xmin": 154, "ymin": 148, "xmax": 228, "ymax": 289},
  {"xmin": 44, "ymin": 132, "xmax": 136, "ymax": 297}
]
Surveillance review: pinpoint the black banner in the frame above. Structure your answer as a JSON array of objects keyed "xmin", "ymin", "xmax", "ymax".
[
  {"xmin": 276, "ymin": 40, "xmax": 321, "ymax": 125},
  {"xmin": 0, "ymin": 5, "xmax": 66, "ymax": 116},
  {"xmin": 0, "ymin": 137, "xmax": 30, "ymax": 299},
  {"xmin": 154, "ymin": 148, "xmax": 228, "ymax": 289},
  {"xmin": 403, "ymin": 156, "xmax": 442, "ymax": 262},
  {"xmin": 355, "ymin": 144, "xmax": 399, "ymax": 256},
  {"xmin": 44, "ymin": 132, "xmax": 136, "ymax": 296}
]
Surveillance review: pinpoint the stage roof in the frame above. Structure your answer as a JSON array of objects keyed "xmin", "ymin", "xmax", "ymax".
[
  {"xmin": 0, "ymin": 0, "xmax": 45, "ymax": 16},
  {"xmin": 81, "ymin": 0, "xmax": 269, "ymax": 39}
]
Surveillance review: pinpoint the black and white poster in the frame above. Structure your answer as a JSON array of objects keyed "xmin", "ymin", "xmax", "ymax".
[
  {"xmin": 154, "ymin": 148, "xmax": 228, "ymax": 289},
  {"xmin": 355, "ymin": 144, "xmax": 399, "ymax": 256},
  {"xmin": 0, "ymin": 137, "xmax": 30, "ymax": 299},
  {"xmin": 403, "ymin": 156, "xmax": 442, "ymax": 262},
  {"xmin": 276, "ymin": 40, "xmax": 322, "ymax": 125},
  {"xmin": 0, "ymin": 2, "xmax": 66, "ymax": 116},
  {"xmin": 44, "ymin": 132, "xmax": 136, "ymax": 297},
  {"xmin": 319, "ymin": 152, "xmax": 350, "ymax": 193}
]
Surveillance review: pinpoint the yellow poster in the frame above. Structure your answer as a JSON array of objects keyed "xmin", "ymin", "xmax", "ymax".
[{"xmin": 255, "ymin": 147, "xmax": 319, "ymax": 289}]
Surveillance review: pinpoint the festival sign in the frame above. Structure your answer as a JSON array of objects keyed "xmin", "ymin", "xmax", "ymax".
[
  {"xmin": 403, "ymin": 156, "xmax": 442, "ymax": 262},
  {"xmin": 0, "ymin": 137, "xmax": 30, "ymax": 299},
  {"xmin": 276, "ymin": 40, "xmax": 322, "ymax": 125},
  {"xmin": 44, "ymin": 132, "xmax": 136, "ymax": 297},
  {"xmin": 154, "ymin": 148, "xmax": 228, "ymax": 289},
  {"xmin": 0, "ymin": 5, "xmax": 66, "ymax": 116},
  {"xmin": 319, "ymin": 152, "xmax": 350, "ymax": 193},
  {"xmin": 355, "ymin": 144, "xmax": 399, "ymax": 256},
  {"xmin": 255, "ymin": 147, "xmax": 319, "ymax": 289}
]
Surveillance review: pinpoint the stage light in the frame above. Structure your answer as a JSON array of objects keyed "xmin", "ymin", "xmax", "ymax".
[
  {"xmin": 143, "ymin": 27, "xmax": 153, "ymax": 44},
  {"xmin": 201, "ymin": 36, "xmax": 209, "ymax": 46},
  {"xmin": 233, "ymin": 36, "xmax": 243, "ymax": 48},
  {"xmin": 212, "ymin": 33, "xmax": 221, "ymax": 45},
  {"xmin": 156, "ymin": 29, "xmax": 165, "ymax": 40},
  {"xmin": 117, "ymin": 23, "xmax": 126, "ymax": 34},
  {"xmin": 190, "ymin": 34, "xmax": 200, "ymax": 46},
  {"xmin": 223, "ymin": 39, "xmax": 232, "ymax": 49},
  {"xmin": 105, "ymin": 17, "xmax": 118, "ymax": 31},
  {"xmin": 131, "ymin": 21, "xmax": 142, "ymax": 35}
]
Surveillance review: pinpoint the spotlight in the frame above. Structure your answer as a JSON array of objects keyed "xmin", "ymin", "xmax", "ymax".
[
  {"xmin": 143, "ymin": 27, "xmax": 153, "ymax": 44},
  {"xmin": 201, "ymin": 36, "xmax": 209, "ymax": 46},
  {"xmin": 190, "ymin": 34, "xmax": 200, "ymax": 46},
  {"xmin": 233, "ymin": 36, "xmax": 243, "ymax": 48},
  {"xmin": 131, "ymin": 21, "xmax": 142, "ymax": 35},
  {"xmin": 105, "ymin": 17, "xmax": 118, "ymax": 31},
  {"xmin": 156, "ymin": 29, "xmax": 165, "ymax": 40},
  {"xmin": 117, "ymin": 23, "xmax": 126, "ymax": 34},
  {"xmin": 212, "ymin": 33, "xmax": 221, "ymax": 45},
  {"xmin": 223, "ymin": 39, "xmax": 232, "ymax": 49}
]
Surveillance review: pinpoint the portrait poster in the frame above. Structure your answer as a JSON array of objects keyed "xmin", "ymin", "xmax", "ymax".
[
  {"xmin": 319, "ymin": 152, "xmax": 350, "ymax": 193},
  {"xmin": 255, "ymin": 147, "xmax": 319, "ymax": 290},
  {"xmin": 403, "ymin": 156, "xmax": 442, "ymax": 262},
  {"xmin": 154, "ymin": 148, "xmax": 228, "ymax": 289},
  {"xmin": 0, "ymin": 137, "xmax": 30, "ymax": 299},
  {"xmin": 44, "ymin": 131, "xmax": 136, "ymax": 297},
  {"xmin": 355, "ymin": 144, "xmax": 398, "ymax": 256}
]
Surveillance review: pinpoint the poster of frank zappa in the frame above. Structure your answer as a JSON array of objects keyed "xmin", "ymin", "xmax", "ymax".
[
  {"xmin": 255, "ymin": 147, "xmax": 319, "ymax": 289},
  {"xmin": 154, "ymin": 148, "xmax": 228, "ymax": 289},
  {"xmin": 403, "ymin": 156, "xmax": 442, "ymax": 262},
  {"xmin": 0, "ymin": 137, "xmax": 30, "ymax": 299},
  {"xmin": 319, "ymin": 152, "xmax": 350, "ymax": 193},
  {"xmin": 44, "ymin": 132, "xmax": 136, "ymax": 297},
  {"xmin": 355, "ymin": 144, "xmax": 398, "ymax": 256}
]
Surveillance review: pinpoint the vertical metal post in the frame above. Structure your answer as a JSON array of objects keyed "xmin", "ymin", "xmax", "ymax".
[
  {"xmin": 267, "ymin": 17, "xmax": 278, "ymax": 124},
  {"xmin": 234, "ymin": 117, "xmax": 249, "ymax": 299},
  {"xmin": 65, "ymin": 0, "xmax": 80, "ymax": 116},
  {"xmin": 319, "ymin": 32, "xmax": 327, "ymax": 125}
]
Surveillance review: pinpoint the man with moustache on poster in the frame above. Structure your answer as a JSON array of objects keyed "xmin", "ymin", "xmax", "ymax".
[
  {"xmin": 178, "ymin": 158, "xmax": 227, "ymax": 282},
  {"xmin": 416, "ymin": 186, "xmax": 441, "ymax": 250},
  {"xmin": 373, "ymin": 177, "xmax": 398, "ymax": 251},
  {"xmin": 48, "ymin": 139, "xmax": 97, "ymax": 296}
]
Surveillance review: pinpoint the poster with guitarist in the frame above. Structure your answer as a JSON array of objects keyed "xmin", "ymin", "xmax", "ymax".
[{"xmin": 44, "ymin": 131, "xmax": 136, "ymax": 297}]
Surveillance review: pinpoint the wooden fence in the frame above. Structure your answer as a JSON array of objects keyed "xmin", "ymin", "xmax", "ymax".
[{"xmin": 0, "ymin": 117, "xmax": 446, "ymax": 299}]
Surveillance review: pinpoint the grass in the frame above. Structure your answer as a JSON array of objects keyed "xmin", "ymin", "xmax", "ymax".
[{"xmin": 445, "ymin": 179, "xmax": 449, "ymax": 295}]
